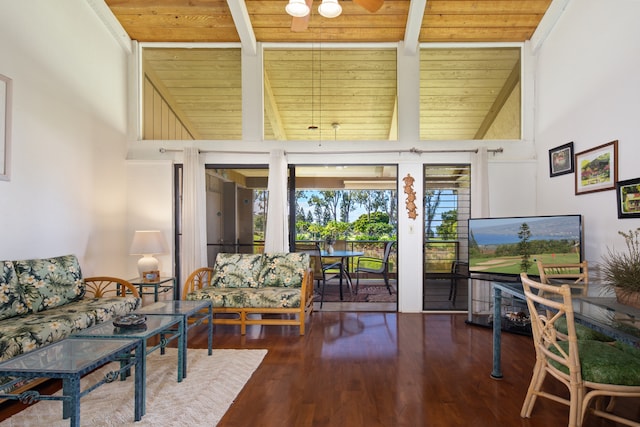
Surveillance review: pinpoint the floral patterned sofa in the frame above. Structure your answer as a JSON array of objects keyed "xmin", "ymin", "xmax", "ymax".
[
  {"xmin": 0, "ymin": 254, "xmax": 141, "ymax": 391},
  {"xmin": 182, "ymin": 252, "xmax": 312, "ymax": 335}
]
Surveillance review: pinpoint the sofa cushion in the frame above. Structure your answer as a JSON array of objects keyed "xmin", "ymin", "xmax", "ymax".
[
  {"xmin": 0, "ymin": 296, "xmax": 140, "ymax": 362},
  {"xmin": 211, "ymin": 253, "xmax": 264, "ymax": 288},
  {"xmin": 257, "ymin": 253, "xmax": 309, "ymax": 288},
  {"xmin": 14, "ymin": 254, "xmax": 85, "ymax": 313},
  {"xmin": 186, "ymin": 287, "xmax": 248, "ymax": 308},
  {"xmin": 0, "ymin": 261, "xmax": 29, "ymax": 321},
  {"xmin": 243, "ymin": 287, "xmax": 302, "ymax": 308},
  {"xmin": 186, "ymin": 287, "xmax": 302, "ymax": 309}
]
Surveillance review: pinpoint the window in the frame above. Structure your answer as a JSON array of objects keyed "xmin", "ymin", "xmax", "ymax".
[
  {"xmin": 141, "ymin": 47, "xmax": 242, "ymax": 140},
  {"xmin": 263, "ymin": 48, "xmax": 397, "ymax": 141},
  {"xmin": 420, "ymin": 47, "xmax": 521, "ymax": 140}
]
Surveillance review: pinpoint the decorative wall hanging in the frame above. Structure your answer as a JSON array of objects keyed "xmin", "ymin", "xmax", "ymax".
[
  {"xmin": 575, "ymin": 140, "xmax": 618, "ymax": 195},
  {"xmin": 549, "ymin": 142, "xmax": 574, "ymax": 177},
  {"xmin": 616, "ymin": 177, "xmax": 640, "ymax": 219},
  {"xmin": 402, "ymin": 174, "xmax": 418, "ymax": 219},
  {"xmin": 0, "ymin": 74, "xmax": 11, "ymax": 181}
]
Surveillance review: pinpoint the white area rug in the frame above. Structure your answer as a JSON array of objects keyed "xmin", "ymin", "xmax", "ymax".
[{"xmin": 0, "ymin": 348, "xmax": 267, "ymax": 426}]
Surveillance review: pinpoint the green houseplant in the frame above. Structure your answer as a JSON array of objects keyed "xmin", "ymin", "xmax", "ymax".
[{"xmin": 601, "ymin": 228, "xmax": 640, "ymax": 308}]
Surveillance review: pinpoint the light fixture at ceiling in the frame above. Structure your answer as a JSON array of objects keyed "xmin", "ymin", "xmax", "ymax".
[
  {"xmin": 286, "ymin": 0, "xmax": 342, "ymax": 19},
  {"xmin": 318, "ymin": 0, "xmax": 342, "ymax": 18},
  {"xmin": 285, "ymin": 0, "xmax": 310, "ymax": 17}
]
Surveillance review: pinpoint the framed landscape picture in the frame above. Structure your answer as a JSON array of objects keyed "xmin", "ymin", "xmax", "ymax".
[
  {"xmin": 575, "ymin": 140, "xmax": 618, "ymax": 195},
  {"xmin": 616, "ymin": 177, "xmax": 640, "ymax": 218},
  {"xmin": 549, "ymin": 142, "xmax": 574, "ymax": 177}
]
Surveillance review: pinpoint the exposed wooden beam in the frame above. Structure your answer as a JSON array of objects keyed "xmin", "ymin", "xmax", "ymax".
[
  {"xmin": 474, "ymin": 59, "xmax": 520, "ymax": 139},
  {"xmin": 404, "ymin": 0, "xmax": 427, "ymax": 54},
  {"xmin": 263, "ymin": 71, "xmax": 288, "ymax": 140},
  {"xmin": 531, "ymin": 0, "xmax": 570, "ymax": 53},
  {"xmin": 227, "ymin": 0, "xmax": 257, "ymax": 55}
]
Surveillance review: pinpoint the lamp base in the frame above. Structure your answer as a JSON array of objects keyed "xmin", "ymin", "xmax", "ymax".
[{"xmin": 137, "ymin": 255, "xmax": 159, "ymax": 278}]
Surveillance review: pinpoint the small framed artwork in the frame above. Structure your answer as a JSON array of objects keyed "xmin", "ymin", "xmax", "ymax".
[
  {"xmin": 616, "ymin": 178, "xmax": 640, "ymax": 218},
  {"xmin": 549, "ymin": 142, "xmax": 574, "ymax": 177},
  {"xmin": 142, "ymin": 270, "xmax": 160, "ymax": 282},
  {"xmin": 575, "ymin": 140, "xmax": 618, "ymax": 195},
  {"xmin": 0, "ymin": 74, "xmax": 11, "ymax": 181}
]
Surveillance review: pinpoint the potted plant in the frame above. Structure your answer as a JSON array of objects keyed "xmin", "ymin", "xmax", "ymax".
[{"xmin": 601, "ymin": 228, "xmax": 640, "ymax": 308}]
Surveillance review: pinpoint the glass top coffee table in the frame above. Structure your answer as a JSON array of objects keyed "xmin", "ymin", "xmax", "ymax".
[
  {"xmin": 73, "ymin": 314, "xmax": 184, "ymax": 414},
  {"xmin": 0, "ymin": 338, "xmax": 143, "ymax": 427},
  {"xmin": 135, "ymin": 300, "xmax": 213, "ymax": 377}
]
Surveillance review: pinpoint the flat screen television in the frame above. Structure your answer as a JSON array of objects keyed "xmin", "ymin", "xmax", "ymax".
[{"xmin": 468, "ymin": 214, "xmax": 583, "ymax": 281}]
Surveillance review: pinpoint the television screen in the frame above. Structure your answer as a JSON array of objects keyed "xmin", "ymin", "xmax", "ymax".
[{"xmin": 468, "ymin": 214, "xmax": 582, "ymax": 280}]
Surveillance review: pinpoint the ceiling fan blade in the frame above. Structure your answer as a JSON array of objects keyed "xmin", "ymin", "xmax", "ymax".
[
  {"xmin": 353, "ymin": 0, "xmax": 384, "ymax": 13},
  {"xmin": 291, "ymin": 0, "xmax": 313, "ymax": 32}
]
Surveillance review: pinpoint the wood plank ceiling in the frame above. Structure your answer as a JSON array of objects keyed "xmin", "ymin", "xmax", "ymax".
[{"xmin": 106, "ymin": 0, "xmax": 552, "ymax": 141}]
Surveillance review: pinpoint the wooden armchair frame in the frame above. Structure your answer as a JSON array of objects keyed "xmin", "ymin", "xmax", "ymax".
[
  {"xmin": 84, "ymin": 276, "xmax": 140, "ymax": 298},
  {"xmin": 181, "ymin": 267, "xmax": 214, "ymax": 299}
]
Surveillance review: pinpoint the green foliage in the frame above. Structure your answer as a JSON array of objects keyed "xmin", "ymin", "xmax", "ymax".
[
  {"xmin": 353, "ymin": 212, "xmax": 390, "ymax": 233},
  {"xmin": 436, "ymin": 209, "xmax": 458, "ymax": 240},
  {"xmin": 602, "ymin": 228, "xmax": 640, "ymax": 293}
]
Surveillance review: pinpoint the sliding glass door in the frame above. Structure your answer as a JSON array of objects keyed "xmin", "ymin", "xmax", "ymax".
[{"xmin": 423, "ymin": 165, "xmax": 471, "ymax": 311}]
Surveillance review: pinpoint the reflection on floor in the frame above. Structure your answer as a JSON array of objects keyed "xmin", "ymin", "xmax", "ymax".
[
  {"xmin": 313, "ymin": 276, "xmax": 471, "ymax": 312},
  {"xmin": 315, "ymin": 302, "xmax": 396, "ymax": 312}
]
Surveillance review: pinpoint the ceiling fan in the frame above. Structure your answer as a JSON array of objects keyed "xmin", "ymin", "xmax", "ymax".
[{"xmin": 287, "ymin": 0, "xmax": 384, "ymax": 32}]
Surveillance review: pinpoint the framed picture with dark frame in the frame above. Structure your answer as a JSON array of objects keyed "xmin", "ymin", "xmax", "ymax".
[
  {"xmin": 616, "ymin": 177, "xmax": 640, "ymax": 218},
  {"xmin": 549, "ymin": 142, "xmax": 574, "ymax": 177},
  {"xmin": 575, "ymin": 140, "xmax": 618, "ymax": 195}
]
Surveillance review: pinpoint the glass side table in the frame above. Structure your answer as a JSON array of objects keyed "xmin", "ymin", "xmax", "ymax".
[
  {"xmin": 127, "ymin": 276, "xmax": 177, "ymax": 302},
  {"xmin": 0, "ymin": 338, "xmax": 143, "ymax": 427},
  {"xmin": 135, "ymin": 300, "xmax": 213, "ymax": 377}
]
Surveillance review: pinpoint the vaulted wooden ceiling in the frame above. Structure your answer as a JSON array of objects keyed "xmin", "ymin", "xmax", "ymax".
[{"xmin": 104, "ymin": 0, "xmax": 553, "ymax": 141}]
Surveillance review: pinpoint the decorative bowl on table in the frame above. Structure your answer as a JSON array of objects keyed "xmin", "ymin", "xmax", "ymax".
[{"xmin": 113, "ymin": 314, "xmax": 147, "ymax": 329}]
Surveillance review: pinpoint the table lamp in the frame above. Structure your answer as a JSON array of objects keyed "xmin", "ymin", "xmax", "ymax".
[{"xmin": 130, "ymin": 230, "xmax": 168, "ymax": 277}]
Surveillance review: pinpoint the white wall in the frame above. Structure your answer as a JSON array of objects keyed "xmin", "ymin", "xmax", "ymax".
[
  {"xmin": 534, "ymin": 0, "xmax": 640, "ymax": 266},
  {"xmin": 0, "ymin": 1, "xmax": 130, "ymax": 275}
]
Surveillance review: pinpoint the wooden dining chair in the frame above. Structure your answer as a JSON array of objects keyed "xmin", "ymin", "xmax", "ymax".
[
  {"xmin": 519, "ymin": 273, "xmax": 640, "ymax": 427},
  {"xmin": 536, "ymin": 259, "xmax": 589, "ymax": 296}
]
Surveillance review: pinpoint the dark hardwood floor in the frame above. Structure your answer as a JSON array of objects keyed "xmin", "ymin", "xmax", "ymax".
[
  {"xmin": 200, "ymin": 312, "xmax": 638, "ymax": 427},
  {"xmin": 2, "ymin": 311, "xmax": 638, "ymax": 426}
]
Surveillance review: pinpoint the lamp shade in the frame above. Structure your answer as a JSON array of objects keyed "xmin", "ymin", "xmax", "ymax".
[
  {"xmin": 318, "ymin": 0, "xmax": 342, "ymax": 18},
  {"xmin": 286, "ymin": 0, "xmax": 310, "ymax": 17},
  {"xmin": 130, "ymin": 230, "xmax": 168, "ymax": 255},
  {"xmin": 130, "ymin": 230, "xmax": 168, "ymax": 277}
]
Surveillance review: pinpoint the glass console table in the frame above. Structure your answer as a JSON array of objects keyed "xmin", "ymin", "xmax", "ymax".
[{"xmin": 490, "ymin": 281, "xmax": 640, "ymax": 379}]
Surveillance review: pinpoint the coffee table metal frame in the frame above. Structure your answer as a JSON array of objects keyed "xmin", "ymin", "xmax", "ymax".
[
  {"xmin": 0, "ymin": 338, "xmax": 143, "ymax": 427},
  {"xmin": 72, "ymin": 314, "xmax": 184, "ymax": 414},
  {"xmin": 135, "ymin": 299, "xmax": 213, "ymax": 377}
]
